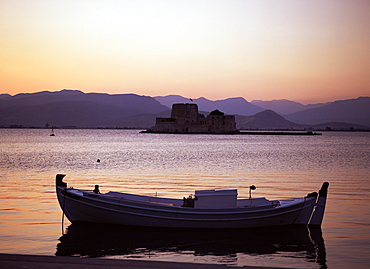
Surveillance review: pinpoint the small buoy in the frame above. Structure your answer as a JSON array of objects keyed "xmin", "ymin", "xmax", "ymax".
[{"xmin": 97, "ymin": 159, "xmax": 100, "ymax": 162}]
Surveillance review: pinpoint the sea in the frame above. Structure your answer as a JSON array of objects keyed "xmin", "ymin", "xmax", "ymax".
[{"xmin": 0, "ymin": 129, "xmax": 369, "ymax": 269}]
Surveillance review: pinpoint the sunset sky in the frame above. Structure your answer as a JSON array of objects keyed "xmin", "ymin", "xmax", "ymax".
[{"xmin": 1, "ymin": 0, "xmax": 369, "ymax": 104}]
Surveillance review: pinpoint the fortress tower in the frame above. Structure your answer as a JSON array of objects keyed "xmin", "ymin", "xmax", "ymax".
[{"xmin": 150, "ymin": 103, "xmax": 238, "ymax": 134}]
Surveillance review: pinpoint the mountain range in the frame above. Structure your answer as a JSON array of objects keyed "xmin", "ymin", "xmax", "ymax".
[
  {"xmin": 250, "ymin": 99, "xmax": 330, "ymax": 115},
  {"xmin": 0, "ymin": 90, "xmax": 167, "ymax": 128},
  {"xmin": 0, "ymin": 90, "xmax": 369, "ymax": 129},
  {"xmin": 154, "ymin": 95, "xmax": 263, "ymax": 116},
  {"xmin": 155, "ymin": 95, "xmax": 370, "ymax": 128}
]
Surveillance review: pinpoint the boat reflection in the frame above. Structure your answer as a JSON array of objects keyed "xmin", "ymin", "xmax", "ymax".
[{"xmin": 56, "ymin": 223, "xmax": 327, "ymax": 268}]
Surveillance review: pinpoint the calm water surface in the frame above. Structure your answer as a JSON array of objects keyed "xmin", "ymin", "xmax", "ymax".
[{"xmin": 0, "ymin": 129, "xmax": 369, "ymax": 268}]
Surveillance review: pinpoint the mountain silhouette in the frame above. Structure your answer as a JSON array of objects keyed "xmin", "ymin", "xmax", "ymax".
[
  {"xmin": 236, "ymin": 110, "xmax": 302, "ymax": 129},
  {"xmin": 0, "ymin": 90, "xmax": 168, "ymax": 128},
  {"xmin": 155, "ymin": 95, "xmax": 263, "ymax": 116},
  {"xmin": 250, "ymin": 99, "xmax": 330, "ymax": 115},
  {"xmin": 284, "ymin": 97, "xmax": 370, "ymax": 127},
  {"xmin": 99, "ymin": 110, "xmax": 171, "ymax": 129},
  {"xmin": 0, "ymin": 90, "xmax": 368, "ymax": 129}
]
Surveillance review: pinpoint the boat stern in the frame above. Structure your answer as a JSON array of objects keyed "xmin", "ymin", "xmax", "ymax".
[{"xmin": 309, "ymin": 182, "xmax": 329, "ymax": 226}]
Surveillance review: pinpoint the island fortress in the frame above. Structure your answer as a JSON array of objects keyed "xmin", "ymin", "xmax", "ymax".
[{"xmin": 146, "ymin": 103, "xmax": 239, "ymax": 134}]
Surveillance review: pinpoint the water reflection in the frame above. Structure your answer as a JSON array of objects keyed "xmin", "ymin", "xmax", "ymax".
[{"xmin": 56, "ymin": 223, "xmax": 327, "ymax": 268}]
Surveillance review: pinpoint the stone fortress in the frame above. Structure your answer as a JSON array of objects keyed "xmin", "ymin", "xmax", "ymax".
[{"xmin": 147, "ymin": 103, "xmax": 239, "ymax": 134}]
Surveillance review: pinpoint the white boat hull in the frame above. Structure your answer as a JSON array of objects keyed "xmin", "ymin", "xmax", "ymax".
[{"xmin": 56, "ymin": 175, "xmax": 328, "ymax": 229}]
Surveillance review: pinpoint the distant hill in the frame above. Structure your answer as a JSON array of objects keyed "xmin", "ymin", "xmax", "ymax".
[
  {"xmin": 0, "ymin": 90, "xmax": 168, "ymax": 128},
  {"xmin": 154, "ymin": 95, "xmax": 189, "ymax": 108},
  {"xmin": 155, "ymin": 95, "xmax": 263, "ymax": 116},
  {"xmin": 284, "ymin": 97, "xmax": 370, "ymax": 127},
  {"xmin": 0, "ymin": 90, "xmax": 368, "ymax": 129},
  {"xmin": 236, "ymin": 110, "xmax": 303, "ymax": 130},
  {"xmin": 0, "ymin": 94, "xmax": 11, "ymax": 100},
  {"xmin": 250, "ymin": 99, "xmax": 330, "ymax": 115},
  {"xmin": 156, "ymin": 95, "xmax": 370, "ymax": 128},
  {"xmin": 100, "ymin": 110, "xmax": 171, "ymax": 129},
  {"xmin": 0, "ymin": 90, "xmax": 167, "ymax": 111}
]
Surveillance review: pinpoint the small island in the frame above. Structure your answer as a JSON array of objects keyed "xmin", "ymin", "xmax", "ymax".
[
  {"xmin": 143, "ymin": 103, "xmax": 321, "ymax": 135},
  {"xmin": 143, "ymin": 103, "xmax": 239, "ymax": 134}
]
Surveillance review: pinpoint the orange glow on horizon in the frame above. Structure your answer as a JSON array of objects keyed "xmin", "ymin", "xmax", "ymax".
[{"xmin": 0, "ymin": 0, "xmax": 369, "ymax": 104}]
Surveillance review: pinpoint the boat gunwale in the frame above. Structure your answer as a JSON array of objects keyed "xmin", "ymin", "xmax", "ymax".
[
  {"xmin": 58, "ymin": 191, "xmax": 316, "ymax": 224},
  {"xmin": 57, "ymin": 186, "xmax": 316, "ymax": 217}
]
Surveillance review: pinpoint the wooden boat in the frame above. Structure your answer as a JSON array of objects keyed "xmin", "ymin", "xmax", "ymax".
[{"xmin": 56, "ymin": 174, "xmax": 329, "ymax": 229}]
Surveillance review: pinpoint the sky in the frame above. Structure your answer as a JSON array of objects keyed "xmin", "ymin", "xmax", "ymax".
[{"xmin": 1, "ymin": 0, "xmax": 369, "ymax": 104}]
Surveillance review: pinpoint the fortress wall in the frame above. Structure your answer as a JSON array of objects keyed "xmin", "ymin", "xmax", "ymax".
[{"xmin": 152, "ymin": 103, "xmax": 238, "ymax": 133}]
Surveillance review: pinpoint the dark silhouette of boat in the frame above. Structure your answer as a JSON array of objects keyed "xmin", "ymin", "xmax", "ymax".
[{"xmin": 56, "ymin": 174, "xmax": 329, "ymax": 229}]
